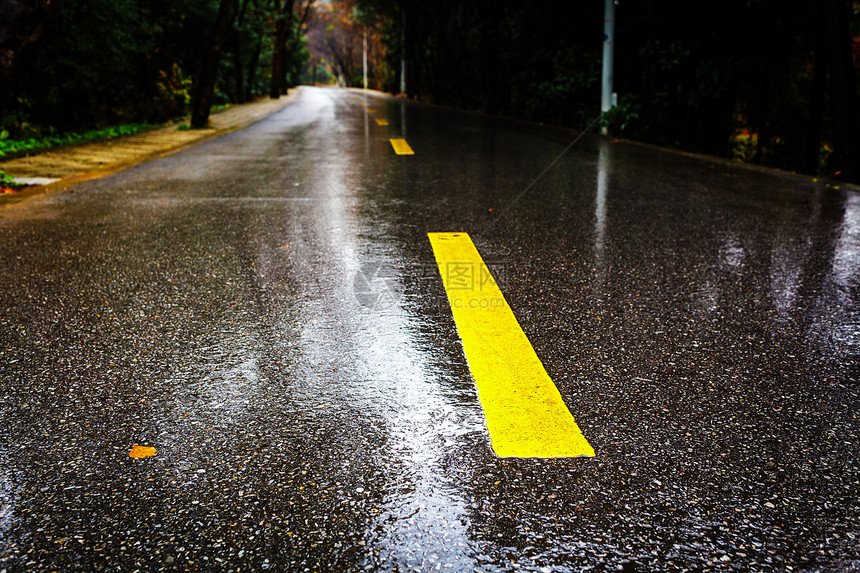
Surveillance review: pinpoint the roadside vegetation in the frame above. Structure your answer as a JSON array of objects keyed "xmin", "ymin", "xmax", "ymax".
[
  {"xmin": 1, "ymin": 0, "xmax": 858, "ymax": 183},
  {"xmin": 346, "ymin": 0, "xmax": 860, "ymax": 183},
  {"xmin": 0, "ymin": 125, "xmax": 152, "ymax": 158},
  {"xmin": 0, "ymin": 169, "xmax": 22, "ymax": 192},
  {"xmin": 0, "ymin": 0, "xmax": 313, "ymax": 150}
]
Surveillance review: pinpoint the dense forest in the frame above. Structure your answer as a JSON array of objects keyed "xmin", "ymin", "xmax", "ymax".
[
  {"xmin": 0, "ymin": 0, "xmax": 314, "ymax": 132},
  {"xmin": 352, "ymin": 0, "xmax": 860, "ymax": 183},
  {"xmin": 1, "ymin": 0, "xmax": 859, "ymax": 183}
]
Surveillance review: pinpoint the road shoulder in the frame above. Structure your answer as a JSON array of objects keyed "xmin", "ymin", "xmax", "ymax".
[{"xmin": 0, "ymin": 90, "xmax": 300, "ymax": 209}]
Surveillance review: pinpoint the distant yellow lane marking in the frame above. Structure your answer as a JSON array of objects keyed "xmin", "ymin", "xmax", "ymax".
[
  {"xmin": 366, "ymin": 108, "xmax": 375, "ymax": 113},
  {"xmin": 428, "ymin": 232, "xmax": 594, "ymax": 458},
  {"xmin": 375, "ymin": 118, "xmax": 389, "ymax": 126},
  {"xmin": 390, "ymin": 138, "xmax": 414, "ymax": 155}
]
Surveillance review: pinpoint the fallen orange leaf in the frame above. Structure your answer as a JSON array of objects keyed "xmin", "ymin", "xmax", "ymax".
[{"xmin": 129, "ymin": 445, "xmax": 157, "ymax": 458}]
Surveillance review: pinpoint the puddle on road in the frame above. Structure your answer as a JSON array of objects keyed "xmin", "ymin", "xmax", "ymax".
[
  {"xmin": 289, "ymin": 140, "xmax": 489, "ymax": 570},
  {"xmin": 832, "ymin": 193, "xmax": 860, "ymax": 294},
  {"xmin": 345, "ymin": 309, "xmax": 486, "ymax": 570}
]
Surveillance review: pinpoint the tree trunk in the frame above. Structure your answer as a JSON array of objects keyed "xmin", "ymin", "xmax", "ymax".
[
  {"xmin": 753, "ymin": 70, "xmax": 771, "ymax": 165},
  {"xmin": 270, "ymin": 0, "xmax": 294, "ymax": 99},
  {"xmin": 269, "ymin": 2, "xmax": 286, "ymax": 99},
  {"xmin": 280, "ymin": 1, "xmax": 312, "ymax": 92},
  {"xmin": 823, "ymin": 0, "xmax": 860, "ymax": 182},
  {"xmin": 231, "ymin": 0, "xmax": 253, "ymax": 104},
  {"xmin": 404, "ymin": 7, "xmax": 420, "ymax": 99},
  {"xmin": 804, "ymin": 4, "xmax": 828, "ymax": 175},
  {"xmin": 245, "ymin": 37, "xmax": 262, "ymax": 102},
  {"xmin": 281, "ymin": 44, "xmax": 290, "ymax": 94},
  {"xmin": 191, "ymin": 0, "xmax": 240, "ymax": 128},
  {"xmin": 233, "ymin": 36, "xmax": 245, "ymax": 103},
  {"xmin": 0, "ymin": 0, "xmax": 55, "ymax": 125},
  {"xmin": 329, "ymin": 46, "xmax": 352, "ymax": 87}
]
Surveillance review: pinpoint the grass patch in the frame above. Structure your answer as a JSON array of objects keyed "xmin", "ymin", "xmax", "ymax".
[
  {"xmin": 0, "ymin": 169, "xmax": 26, "ymax": 191},
  {"xmin": 1, "ymin": 104, "xmax": 235, "ymax": 157},
  {"xmin": 0, "ymin": 124, "xmax": 154, "ymax": 157}
]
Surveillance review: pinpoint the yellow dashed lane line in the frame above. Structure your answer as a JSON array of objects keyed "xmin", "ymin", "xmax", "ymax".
[
  {"xmin": 389, "ymin": 138, "xmax": 414, "ymax": 155},
  {"xmin": 375, "ymin": 118, "xmax": 389, "ymax": 126},
  {"xmin": 428, "ymin": 232, "xmax": 594, "ymax": 458}
]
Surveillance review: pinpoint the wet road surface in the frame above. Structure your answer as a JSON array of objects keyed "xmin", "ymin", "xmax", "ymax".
[{"xmin": 0, "ymin": 86, "xmax": 858, "ymax": 571}]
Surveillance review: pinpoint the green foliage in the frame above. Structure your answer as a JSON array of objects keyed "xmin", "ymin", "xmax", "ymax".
[
  {"xmin": 0, "ymin": 124, "xmax": 151, "ymax": 157},
  {"xmin": 2, "ymin": 0, "xmax": 312, "ymax": 138},
  {"xmin": 156, "ymin": 63, "xmax": 193, "ymax": 120},
  {"xmin": 4, "ymin": 0, "xmax": 849, "ymax": 179},
  {"xmin": 519, "ymin": 46, "xmax": 601, "ymax": 127},
  {"xmin": 287, "ymin": 38, "xmax": 311, "ymax": 88},
  {"xmin": 731, "ymin": 132, "xmax": 758, "ymax": 163},
  {"xmin": 11, "ymin": 0, "xmax": 169, "ymax": 129},
  {"xmin": 601, "ymin": 96, "xmax": 643, "ymax": 136}
]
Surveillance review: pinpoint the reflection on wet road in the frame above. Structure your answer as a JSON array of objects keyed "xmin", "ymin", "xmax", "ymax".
[
  {"xmin": 286, "ymin": 112, "xmax": 486, "ymax": 568},
  {"xmin": 0, "ymin": 447, "xmax": 15, "ymax": 541},
  {"xmin": 0, "ymin": 87, "xmax": 858, "ymax": 571}
]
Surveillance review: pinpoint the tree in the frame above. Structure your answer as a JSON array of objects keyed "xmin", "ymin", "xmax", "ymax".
[
  {"xmin": 823, "ymin": 0, "xmax": 860, "ymax": 181},
  {"xmin": 280, "ymin": 0, "xmax": 314, "ymax": 91},
  {"xmin": 231, "ymin": 0, "xmax": 255, "ymax": 104},
  {"xmin": 0, "ymin": 0, "xmax": 55, "ymax": 125},
  {"xmin": 227, "ymin": 0, "xmax": 272, "ymax": 103},
  {"xmin": 1, "ymin": 0, "xmax": 314, "ymax": 134},
  {"xmin": 347, "ymin": 0, "xmax": 858, "ymax": 181},
  {"xmin": 269, "ymin": 0, "xmax": 294, "ymax": 98},
  {"xmin": 191, "ymin": 0, "xmax": 240, "ymax": 128},
  {"xmin": 309, "ymin": 0, "xmax": 386, "ymax": 89}
]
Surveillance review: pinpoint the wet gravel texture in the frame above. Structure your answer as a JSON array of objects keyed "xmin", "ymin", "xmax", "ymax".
[{"xmin": 0, "ymin": 87, "xmax": 858, "ymax": 572}]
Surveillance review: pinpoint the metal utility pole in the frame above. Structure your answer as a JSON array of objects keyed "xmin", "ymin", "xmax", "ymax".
[
  {"xmin": 363, "ymin": 31, "xmax": 368, "ymax": 90},
  {"xmin": 601, "ymin": 0, "xmax": 616, "ymax": 133},
  {"xmin": 400, "ymin": 6, "xmax": 406, "ymax": 96}
]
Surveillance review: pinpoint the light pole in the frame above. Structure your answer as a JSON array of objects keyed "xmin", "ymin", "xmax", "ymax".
[
  {"xmin": 363, "ymin": 30, "xmax": 368, "ymax": 90},
  {"xmin": 400, "ymin": 7, "xmax": 406, "ymax": 96},
  {"xmin": 601, "ymin": 0, "xmax": 616, "ymax": 133}
]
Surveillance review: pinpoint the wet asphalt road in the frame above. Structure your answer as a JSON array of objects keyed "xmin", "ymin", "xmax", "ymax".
[{"xmin": 0, "ymin": 86, "xmax": 858, "ymax": 572}]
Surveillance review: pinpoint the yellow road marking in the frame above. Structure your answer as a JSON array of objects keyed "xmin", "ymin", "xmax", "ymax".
[
  {"xmin": 428, "ymin": 232, "xmax": 594, "ymax": 458},
  {"xmin": 390, "ymin": 138, "xmax": 414, "ymax": 155},
  {"xmin": 375, "ymin": 118, "xmax": 389, "ymax": 126}
]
